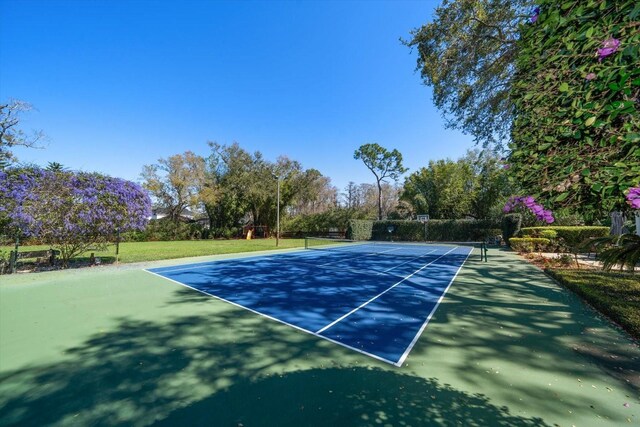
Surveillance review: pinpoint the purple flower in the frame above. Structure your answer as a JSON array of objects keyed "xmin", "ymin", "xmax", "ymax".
[
  {"xmin": 627, "ymin": 186, "xmax": 640, "ymax": 209},
  {"xmin": 503, "ymin": 195, "xmax": 554, "ymax": 223},
  {"xmin": 530, "ymin": 7, "xmax": 540, "ymax": 23},
  {"xmin": 585, "ymin": 73, "xmax": 597, "ymax": 81},
  {"xmin": 597, "ymin": 38, "xmax": 620, "ymax": 62}
]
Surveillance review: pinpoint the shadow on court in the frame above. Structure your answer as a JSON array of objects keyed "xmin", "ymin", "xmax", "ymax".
[
  {"xmin": 0, "ymin": 248, "xmax": 638, "ymax": 426},
  {"xmin": 0, "ymin": 286, "xmax": 544, "ymax": 427},
  {"xmin": 154, "ymin": 367, "xmax": 547, "ymax": 426},
  {"xmin": 419, "ymin": 249, "xmax": 639, "ymax": 392}
]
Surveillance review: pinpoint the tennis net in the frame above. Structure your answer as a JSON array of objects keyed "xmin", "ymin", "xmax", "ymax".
[{"xmin": 304, "ymin": 237, "xmax": 488, "ymax": 261}]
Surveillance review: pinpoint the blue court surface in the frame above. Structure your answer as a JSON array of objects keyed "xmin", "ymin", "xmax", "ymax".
[{"xmin": 146, "ymin": 242, "xmax": 473, "ymax": 366}]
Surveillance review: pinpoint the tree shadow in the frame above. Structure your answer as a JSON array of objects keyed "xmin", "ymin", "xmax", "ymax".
[
  {"xmin": 412, "ymin": 249, "xmax": 639, "ymax": 405},
  {"xmin": 153, "ymin": 367, "xmax": 548, "ymax": 427},
  {"xmin": 0, "ymin": 294, "xmax": 545, "ymax": 427}
]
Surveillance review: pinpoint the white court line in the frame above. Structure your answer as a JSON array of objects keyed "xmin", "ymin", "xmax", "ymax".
[
  {"xmin": 318, "ymin": 246, "xmax": 405, "ymax": 267},
  {"xmin": 315, "ymin": 247, "xmax": 458, "ymax": 334},
  {"xmin": 143, "ymin": 269, "xmax": 400, "ymax": 366},
  {"xmin": 395, "ymin": 247, "xmax": 472, "ymax": 367},
  {"xmin": 381, "ymin": 249, "xmax": 437, "ymax": 272},
  {"xmin": 149, "ymin": 249, "xmax": 329, "ymax": 274}
]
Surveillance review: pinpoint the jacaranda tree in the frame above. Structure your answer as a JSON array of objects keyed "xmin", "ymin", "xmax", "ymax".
[
  {"xmin": 0, "ymin": 167, "xmax": 151, "ymax": 267},
  {"xmin": 509, "ymin": 0, "xmax": 639, "ymax": 221}
]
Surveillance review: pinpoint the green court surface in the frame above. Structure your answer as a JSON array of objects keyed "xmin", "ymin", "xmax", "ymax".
[{"xmin": 0, "ymin": 248, "xmax": 638, "ymax": 426}]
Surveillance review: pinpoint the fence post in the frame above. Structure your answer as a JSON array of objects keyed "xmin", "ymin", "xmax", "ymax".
[{"xmin": 9, "ymin": 251, "xmax": 17, "ymax": 274}]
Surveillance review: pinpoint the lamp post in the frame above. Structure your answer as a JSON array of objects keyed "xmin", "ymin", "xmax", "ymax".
[{"xmin": 272, "ymin": 173, "xmax": 280, "ymax": 247}]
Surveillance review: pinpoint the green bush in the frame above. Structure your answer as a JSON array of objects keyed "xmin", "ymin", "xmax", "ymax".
[
  {"xmin": 520, "ymin": 226, "xmax": 609, "ymax": 252},
  {"xmin": 346, "ymin": 219, "xmax": 501, "ymax": 242},
  {"xmin": 346, "ymin": 220, "xmax": 374, "ymax": 240},
  {"xmin": 124, "ymin": 218, "xmax": 206, "ymax": 242},
  {"xmin": 509, "ymin": 237, "xmax": 551, "ymax": 253},
  {"xmin": 421, "ymin": 219, "xmax": 501, "ymax": 241},
  {"xmin": 372, "ymin": 220, "xmax": 424, "ymax": 241},
  {"xmin": 502, "ymin": 214, "xmax": 522, "ymax": 245},
  {"xmin": 539, "ymin": 229, "xmax": 558, "ymax": 240}
]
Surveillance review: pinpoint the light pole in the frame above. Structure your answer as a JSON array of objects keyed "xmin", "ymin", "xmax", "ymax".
[{"xmin": 272, "ymin": 173, "xmax": 280, "ymax": 247}]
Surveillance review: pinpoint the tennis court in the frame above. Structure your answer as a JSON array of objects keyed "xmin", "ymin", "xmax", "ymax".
[{"xmin": 146, "ymin": 238, "xmax": 474, "ymax": 366}]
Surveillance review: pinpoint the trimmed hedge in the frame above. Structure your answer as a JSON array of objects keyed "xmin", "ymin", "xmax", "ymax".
[
  {"xmin": 519, "ymin": 226, "xmax": 609, "ymax": 251},
  {"xmin": 346, "ymin": 220, "xmax": 374, "ymax": 240},
  {"xmin": 509, "ymin": 237, "xmax": 551, "ymax": 253},
  {"xmin": 346, "ymin": 219, "xmax": 501, "ymax": 242}
]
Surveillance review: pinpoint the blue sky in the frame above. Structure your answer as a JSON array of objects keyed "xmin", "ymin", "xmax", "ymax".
[{"xmin": 1, "ymin": 0, "xmax": 475, "ymax": 192}]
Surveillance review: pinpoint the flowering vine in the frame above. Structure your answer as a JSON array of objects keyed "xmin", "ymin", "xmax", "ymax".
[{"xmin": 503, "ymin": 195, "xmax": 554, "ymax": 223}]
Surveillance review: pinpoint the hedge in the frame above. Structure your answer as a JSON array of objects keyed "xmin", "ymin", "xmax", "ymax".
[
  {"xmin": 346, "ymin": 219, "xmax": 501, "ymax": 242},
  {"xmin": 519, "ymin": 226, "xmax": 609, "ymax": 251},
  {"xmin": 509, "ymin": 237, "xmax": 551, "ymax": 253},
  {"xmin": 346, "ymin": 220, "xmax": 374, "ymax": 240}
]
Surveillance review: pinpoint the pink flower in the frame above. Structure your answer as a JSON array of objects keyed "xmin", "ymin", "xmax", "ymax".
[
  {"xmin": 585, "ymin": 73, "xmax": 597, "ymax": 81},
  {"xmin": 597, "ymin": 38, "xmax": 620, "ymax": 62}
]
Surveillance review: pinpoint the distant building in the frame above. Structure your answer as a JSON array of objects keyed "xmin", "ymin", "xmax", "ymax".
[{"xmin": 149, "ymin": 207, "xmax": 196, "ymax": 221}]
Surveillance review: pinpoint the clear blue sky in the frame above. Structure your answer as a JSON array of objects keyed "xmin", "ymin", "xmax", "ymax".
[{"xmin": 1, "ymin": 0, "xmax": 475, "ymax": 192}]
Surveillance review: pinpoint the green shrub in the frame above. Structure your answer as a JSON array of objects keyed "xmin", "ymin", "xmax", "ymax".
[
  {"xmin": 372, "ymin": 220, "xmax": 424, "ymax": 241},
  {"xmin": 123, "ymin": 218, "xmax": 206, "ymax": 242},
  {"xmin": 423, "ymin": 219, "xmax": 501, "ymax": 241},
  {"xmin": 346, "ymin": 219, "xmax": 501, "ymax": 242},
  {"xmin": 346, "ymin": 220, "xmax": 374, "ymax": 240},
  {"xmin": 520, "ymin": 226, "xmax": 609, "ymax": 252},
  {"xmin": 509, "ymin": 237, "xmax": 551, "ymax": 253},
  {"xmin": 502, "ymin": 214, "xmax": 522, "ymax": 245},
  {"xmin": 539, "ymin": 230, "xmax": 558, "ymax": 240}
]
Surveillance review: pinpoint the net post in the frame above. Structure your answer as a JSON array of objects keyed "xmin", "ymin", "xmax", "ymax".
[{"xmin": 304, "ymin": 237, "xmax": 308, "ymax": 249}]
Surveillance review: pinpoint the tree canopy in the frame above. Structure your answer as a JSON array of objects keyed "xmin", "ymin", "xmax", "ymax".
[
  {"xmin": 0, "ymin": 167, "xmax": 151, "ymax": 266},
  {"xmin": 404, "ymin": 0, "xmax": 534, "ymax": 149},
  {"xmin": 401, "ymin": 150, "xmax": 511, "ymax": 220},
  {"xmin": 0, "ymin": 100, "xmax": 45, "ymax": 167},
  {"xmin": 354, "ymin": 143, "xmax": 407, "ymax": 220}
]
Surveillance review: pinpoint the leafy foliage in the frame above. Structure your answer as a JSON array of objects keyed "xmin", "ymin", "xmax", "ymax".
[
  {"xmin": 520, "ymin": 226, "xmax": 609, "ymax": 251},
  {"xmin": 501, "ymin": 213, "xmax": 522, "ymax": 244},
  {"xmin": 0, "ymin": 100, "xmax": 45, "ymax": 168},
  {"xmin": 509, "ymin": 0, "xmax": 640, "ymax": 218},
  {"xmin": 590, "ymin": 233, "xmax": 640, "ymax": 272},
  {"xmin": 0, "ymin": 167, "xmax": 151, "ymax": 266},
  {"xmin": 354, "ymin": 143, "xmax": 407, "ymax": 220},
  {"xmin": 141, "ymin": 151, "xmax": 206, "ymax": 223},
  {"xmin": 346, "ymin": 219, "xmax": 375, "ymax": 241},
  {"xmin": 401, "ymin": 150, "xmax": 512, "ymax": 220},
  {"xmin": 509, "ymin": 237, "xmax": 551, "ymax": 252},
  {"xmin": 347, "ymin": 219, "xmax": 500, "ymax": 242},
  {"xmin": 404, "ymin": 0, "xmax": 534, "ymax": 149}
]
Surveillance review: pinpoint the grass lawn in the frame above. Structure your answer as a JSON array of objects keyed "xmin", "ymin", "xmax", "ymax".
[
  {"xmin": 1, "ymin": 239, "xmax": 305, "ymax": 265},
  {"xmin": 546, "ymin": 269, "xmax": 640, "ymax": 339}
]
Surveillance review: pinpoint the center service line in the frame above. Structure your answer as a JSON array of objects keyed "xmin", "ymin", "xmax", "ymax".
[{"xmin": 315, "ymin": 247, "xmax": 458, "ymax": 334}]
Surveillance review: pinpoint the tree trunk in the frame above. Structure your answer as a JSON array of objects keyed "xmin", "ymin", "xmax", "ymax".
[{"xmin": 377, "ymin": 180, "xmax": 382, "ymax": 220}]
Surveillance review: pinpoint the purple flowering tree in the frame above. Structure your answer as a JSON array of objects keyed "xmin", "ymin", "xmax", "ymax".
[
  {"xmin": 503, "ymin": 195, "xmax": 554, "ymax": 224},
  {"xmin": 0, "ymin": 167, "xmax": 151, "ymax": 267}
]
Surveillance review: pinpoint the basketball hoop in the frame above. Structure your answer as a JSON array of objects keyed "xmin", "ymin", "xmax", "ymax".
[{"xmin": 417, "ymin": 214, "xmax": 429, "ymax": 223}]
